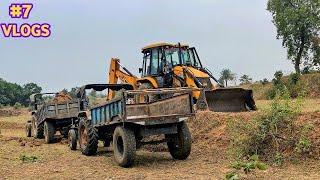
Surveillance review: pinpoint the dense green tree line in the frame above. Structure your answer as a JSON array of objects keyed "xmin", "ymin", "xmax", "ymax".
[{"xmin": 0, "ymin": 78, "xmax": 42, "ymax": 106}]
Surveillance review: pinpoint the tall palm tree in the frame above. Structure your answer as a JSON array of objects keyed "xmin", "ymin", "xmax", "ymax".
[{"xmin": 220, "ymin": 69, "xmax": 235, "ymax": 87}]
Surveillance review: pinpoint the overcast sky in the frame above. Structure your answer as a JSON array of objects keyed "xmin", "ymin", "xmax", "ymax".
[{"xmin": 0, "ymin": 0, "xmax": 293, "ymax": 92}]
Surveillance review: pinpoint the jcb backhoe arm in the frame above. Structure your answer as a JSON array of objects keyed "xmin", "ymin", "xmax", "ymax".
[{"xmin": 107, "ymin": 58, "xmax": 138, "ymax": 100}]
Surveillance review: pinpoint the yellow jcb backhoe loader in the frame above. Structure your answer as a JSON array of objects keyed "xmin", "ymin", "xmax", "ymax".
[{"xmin": 107, "ymin": 42, "xmax": 256, "ymax": 112}]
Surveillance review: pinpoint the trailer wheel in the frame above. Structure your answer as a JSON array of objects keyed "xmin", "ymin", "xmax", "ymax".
[
  {"xmin": 32, "ymin": 116, "xmax": 44, "ymax": 139},
  {"xmin": 166, "ymin": 121, "xmax": 191, "ymax": 160},
  {"xmin": 78, "ymin": 118, "xmax": 98, "ymax": 156},
  {"xmin": 113, "ymin": 126, "xmax": 136, "ymax": 167},
  {"xmin": 44, "ymin": 121, "xmax": 55, "ymax": 143},
  {"xmin": 68, "ymin": 129, "xmax": 77, "ymax": 150},
  {"xmin": 25, "ymin": 122, "xmax": 32, "ymax": 137}
]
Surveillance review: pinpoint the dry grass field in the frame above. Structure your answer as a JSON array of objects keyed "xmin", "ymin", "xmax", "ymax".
[{"xmin": 0, "ymin": 99, "xmax": 320, "ymax": 179}]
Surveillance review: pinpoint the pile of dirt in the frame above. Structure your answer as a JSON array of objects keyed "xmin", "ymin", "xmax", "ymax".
[
  {"xmin": 0, "ymin": 136, "xmax": 43, "ymax": 147},
  {"xmin": 52, "ymin": 91, "xmax": 72, "ymax": 103},
  {"xmin": 0, "ymin": 108, "xmax": 23, "ymax": 117}
]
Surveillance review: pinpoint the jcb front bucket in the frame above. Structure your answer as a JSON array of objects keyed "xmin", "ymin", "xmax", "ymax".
[{"xmin": 200, "ymin": 88, "xmax": 256, "ymax": 112}]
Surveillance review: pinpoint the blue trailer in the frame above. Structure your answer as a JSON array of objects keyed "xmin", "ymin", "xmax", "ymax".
[{"xmin": 68, "ymin": 84, "xmax": 195, "ymax": 167}]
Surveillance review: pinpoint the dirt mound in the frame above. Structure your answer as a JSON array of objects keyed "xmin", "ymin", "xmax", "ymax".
[
  {"xmin": 0, "ymin": 109, "xmax": 22, "ymax": 117},
  {"xmin": 188, "ymin": 111, "xmax": 320, "ymax": 159},
  {"xmin": 53, "ymin": 91, "xmax": 72, "ymax": 103},
  {"xmin": 0, "ymin": 136, "xmax": 44, "ymax": 147},
  {"xmin": 187, "ymin": 111, "xmax": 259, "ymax": 152}
]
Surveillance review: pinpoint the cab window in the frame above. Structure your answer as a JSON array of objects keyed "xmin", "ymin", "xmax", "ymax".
[
  {"xmin": 165, "ymin": 48, "xmax": 180, "ymax": 66},
  {"xmin": 143, "ymin": 51, "xmax": 151, "ymax": 76},
  {"xmin": 150, "ymin": 49, "xmax": 159, "ymax": 75}
]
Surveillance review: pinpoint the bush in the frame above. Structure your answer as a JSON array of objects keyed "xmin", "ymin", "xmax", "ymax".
[
  {"xmin": 13, "ymin": 102, "xmax": 23, "ymax": 109},
  {"xmin": 226, "ymin": 155, "xmax": 267, "ymax": 179},
  {"xmin": 287, "ymin": 73, "xmax": 305, "ymax": 98},
  {"xmin": 267, "ymin": 71, "xmax": 286, "ymax": 99},
  {"xmin": 295, "ymin": 124, "xmax": 314, "ymax": 155},
  {"xmin": 227, "ymin": 89, "xmax": 311, "ymax": 165},
  {"xmin": 267, "ymin": 72, "xmax": 306, "ymax": 99},
  {"xmin": 19, "ymin": 154, "xmax": 39, "ymax": 163}
]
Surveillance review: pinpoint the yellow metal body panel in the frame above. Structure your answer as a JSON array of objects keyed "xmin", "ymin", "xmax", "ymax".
[
  {"xmin": 172, "ymin": 66, "xmax": 211, "ymax": 99},
  {"xmin": 107, "ymin": 58, "xmax": 138, "ymax": 100},
  {"xmin": 137, "ymin": 77, "xmax": 158, "ymax": 88}
]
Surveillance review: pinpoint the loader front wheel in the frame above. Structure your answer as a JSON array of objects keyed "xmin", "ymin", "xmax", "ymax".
[
  {"xmin": 44, "ymin": 121, "xmax": 55, "ymax": 143},
  {"xmin": 166, "ymin": 121, "xmax": 191, "ymax": 160},
  {"xmin": 113, "ymin": 126, "xmax": 136, "ymax": 167},
  {"xmin": 68, "ymin": 129, "xmax": 77, "ymax": 150},
  {"xmin": 78, "ymin": 118, "xmax": 98, "ymax": 156}
]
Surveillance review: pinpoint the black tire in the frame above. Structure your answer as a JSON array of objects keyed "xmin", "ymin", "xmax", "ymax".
[
  {"xmin": 78, "ymin": 118, "xmax": 98, "ymax": 156},
  {"xmin": 44, "ymin": 121, "xmax": 55, "ymax": 143},
  {"xmin": 113, "ymin": 126, "xmax": 136, "ymax": 167},
  {"xmin": 166, "ymin": 121, "xmax": 192, "ymax": 160},
  {"xmin": 25, "ymin": 122, "xmax": 32, "ymax": 137},
  {"xmin": 137, "ymin": 83, "xmax": 158, "ymax": 103},
  {"xmin": 68, "ymin": 129, "xmax": 77, "ymax": 150},
  {"xmin": 32, "ymin": 116, "xmax": 44, "ymax": 139}
]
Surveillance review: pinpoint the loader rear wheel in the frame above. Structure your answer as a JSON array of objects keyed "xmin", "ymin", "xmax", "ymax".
[
  {"xmin": 25, "ymin": 122, "xmax": 32, "ymax": 137},
  {"xmin": 44, "ymin": 121, "xmax": 55, "ymax": 143},
  {"xmin": 166, "ymin": 121, "xmax": 191, "ymax": 160},
  {"xmin": 78, "ymin": 118, "xmax": 98, "ymax": 156},
  {"xmin": 68, "ymin": 129, "xmax": 77, "ymax": 150},
  {"xmin": 32, "ymin": 117, "xmax": 44, "ymax": 139},
  {"xmin": 113, "ymin": 126, "xmax": 136, "ymax": 167}
]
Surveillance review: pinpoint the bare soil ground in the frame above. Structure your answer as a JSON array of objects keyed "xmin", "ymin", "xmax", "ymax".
[{"xmin": 1, "ymin": 100, "xmax": 320, "ymax": 179}]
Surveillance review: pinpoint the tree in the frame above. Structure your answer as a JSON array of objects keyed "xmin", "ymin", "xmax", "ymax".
[
  {"xmin": 0, "ymin": 78, "xmax": 42, "ymax": 106},
  {"xmin": 22, "ymin": 83, "xmax": 42, "ymax": 105},
  {"xmin": 89, "ymin": 90, "xmax": 97, "ymax": 98},
  {"xmin": 260, "ymin": 78, "xmax": 269, "ymax": 85},
  {"xmin": 68, "ymin": 87, "xmax": 79, "ymax": 98},
  {"xmin": 239, "ymin": 74, "xmax": 253, "ymax": 85},
  {"xmin": 219, "ymin": 69, "xmax": 235, "ymax": 87},
  {"xmin": 267, "ymin": 0, "xmax": 320, "ymax": 73},
  {"xmin": 23, "ymin": 83, "xmax": 42, "ymax": 95},
  {"xmin": 273, "ymin": 70, "xmax": 284, "ymax": 85}
]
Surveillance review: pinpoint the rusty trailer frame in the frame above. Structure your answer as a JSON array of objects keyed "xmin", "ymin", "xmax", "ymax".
[{"xmin": 90, "ymin": 88, "xmax": 195, "ymax": 128}]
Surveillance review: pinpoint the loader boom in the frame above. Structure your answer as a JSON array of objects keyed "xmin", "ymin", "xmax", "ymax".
[{"xmin": 107, "ymin": 58, "xmax": 138, "ymax": 100}]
